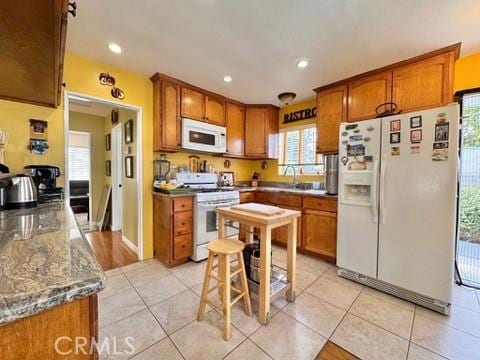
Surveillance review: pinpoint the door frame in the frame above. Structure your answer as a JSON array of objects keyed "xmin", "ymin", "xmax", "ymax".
[
  {"xmin": 111, "ymin": 124, "xmax": 123, "ymax": 231},
  {"xmin": 67, "ymin": 130, "xmax": 93, "ymax": 223},
  {"xmin": 64, "ymin": 91, "xmax": 144, "ymax": 261}
]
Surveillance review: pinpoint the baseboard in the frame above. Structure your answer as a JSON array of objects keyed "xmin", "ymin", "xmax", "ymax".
[{"xmin": 122, "ymin": 235, "xmax": 138, "ymax": 254}]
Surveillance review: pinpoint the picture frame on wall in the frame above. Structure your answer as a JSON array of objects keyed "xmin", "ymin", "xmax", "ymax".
[
  {"xmin": 106, "ymin": 160, "xmax": 111, "ymax": 176},
  {"xmin": 125, "ymin": 119, "xmax": 134, "ymax": 144},
  {"xmin": 29, "ymin": 119, "xmax": 48, "ymax": 140},
  {"xmin": 111, "ymin": 109, "xmax": 119, "ymax": 125},
  {"xmin": 125, "ymin": 156, "xmax": 134, "ymax": 178},
  {"xmin": 105, "ymin": 134, "xmax": 111, "ymax": 151}
]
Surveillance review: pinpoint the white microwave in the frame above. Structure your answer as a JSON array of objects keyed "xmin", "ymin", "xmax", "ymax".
[{"xmin": 182, "ymin": 118, "xmax": 226, "ymax": 153}]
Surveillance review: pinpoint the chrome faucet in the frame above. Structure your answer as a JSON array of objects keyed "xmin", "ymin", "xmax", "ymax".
[{"xmin": 283, "ymin": 165, "xmax": 298, "ymax": 188}]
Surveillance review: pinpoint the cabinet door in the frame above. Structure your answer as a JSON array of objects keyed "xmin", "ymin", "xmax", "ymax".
[
  {"xmin": 274, "ymin": 207, "xmax": 302, "ymax": 248},
  {"xmin": 392, "ymin": 53, "xmax": 455, "ymax": 113},
  {"xmin": 302, "ymin": 209, "xmax": 337, "ymax": 260},
  {"xmin": 347, "ymin": 72, "xmax": 392, "ymax": 122},
  {"xmin": 181, "ymin": 87, "xmax": 205, "ymax": 120},
  {"xmin": 161, "ymin": 80, "xmax": 181, "ymax": 150},
  {"xmin": 225, "ymin": 102, "xmax": 245, "ymax": 156},
  {"xmin": 245, "ymin": 108, "xmax": 267, "ymax": 157},
  {"xmin": 316, "ymin": 86, "xmax": 347, "ymax": 154},
  {"xmin": 205, "ymin": 95, "xmax": 226, "ymax": 126}
]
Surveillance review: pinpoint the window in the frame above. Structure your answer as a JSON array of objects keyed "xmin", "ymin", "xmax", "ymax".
[
  {"xmin": 278, "ymin": 125, "xmax": 324, "ymax": 175},
  {"xmin": 68, "ymin": 131, "xmax": 90, "ymax": 181}
]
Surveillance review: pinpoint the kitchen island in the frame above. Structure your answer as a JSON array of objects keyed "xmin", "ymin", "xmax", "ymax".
[{"xmin": 0, "ymin": 202, "xmax": 106, "ymax": 359}]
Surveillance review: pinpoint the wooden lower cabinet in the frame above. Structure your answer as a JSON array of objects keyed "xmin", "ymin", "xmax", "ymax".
[
  {"xmin": 302, "ymin": 209, "xmax": 337, "ymax": 260},
  {"xmin": 153, "ymin": 195, "xmax": 193, "ymax": 266},
  {"xmin": 253, "ymin": 191, "xmax": 338, "ymax": 261},
  {"xmin": 0, "ymin": 295, "xmax": 98, "ymax": 360}
]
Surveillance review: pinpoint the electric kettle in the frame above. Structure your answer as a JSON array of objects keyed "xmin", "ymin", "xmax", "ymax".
[{"xmin": 6, "ymin": 174, "xmax": 38, "ymax": 209}]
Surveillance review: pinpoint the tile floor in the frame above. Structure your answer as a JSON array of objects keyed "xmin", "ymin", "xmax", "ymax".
[{"xmin": 98, "ymin": 246, "xmax": 480, "ymax": 360}]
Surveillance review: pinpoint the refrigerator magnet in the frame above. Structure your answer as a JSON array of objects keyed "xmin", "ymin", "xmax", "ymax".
[
  {"xmin": 432, "ymin": 148, "xmax": 448, "ymax": 161},
  {"xmin": 433, "ymin": 142, "xmax": 448, "ymax": 149},
  {"xmin": 410, "ymin": 129, "xmax": 422, "ymax": 143},
  {"xmin": 410, "ymin": 116, "xmax": 422, "ymax": 128},
  {"xmin": 410, "ymin": 145, "xmax": 421, "ymax": 154},
  {"xmin": 390, "ymin": 119, "xmax": 401, "ymax": 132},
  {"xmin": 391, "ymin": 146, "xmax": 400, "ymax": 156},
  {"xmin": 390, "ymin": 132, "xmax": 401, "ymax": 144},
  {"xmin": 434, "ymin": 123, "xmax": 449, "ymax": 142}
]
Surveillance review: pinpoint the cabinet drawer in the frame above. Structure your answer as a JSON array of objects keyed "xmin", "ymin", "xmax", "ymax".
[
  {"xmin": 173, "ymin": 197, "xmax": 192, "ymax": 212},
  {"xmin": 303, "ymin": 196, "xmax": 337, "ymax": 212},
  {"xmin": 173, "ymin": 211, "xmax": 192, "ymax": 235},
  {"xmin": 174, "ymin": 234, "xmax": 192, "ymax": 260},
  {"xmin": 256, "ymin": 191, "xmax": 302, "ymax": 207},
  {"xmin": 240, "ymin": 192, "xmax": 255, "ymax": 203}
]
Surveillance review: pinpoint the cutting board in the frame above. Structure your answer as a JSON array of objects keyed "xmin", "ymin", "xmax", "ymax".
[{"xmin": 231, "ymin": 203, "xmax": 285, "ymax": 216}]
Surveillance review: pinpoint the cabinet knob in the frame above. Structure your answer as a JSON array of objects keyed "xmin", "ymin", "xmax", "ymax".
[{"xmin": 205, "ymin": 117, "xmax": 209, "ymax": 121}]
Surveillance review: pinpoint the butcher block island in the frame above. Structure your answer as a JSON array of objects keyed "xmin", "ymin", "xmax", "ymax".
[{"xmin": 0, "ymin": 202, "xmax": 106, "ymax": 360}]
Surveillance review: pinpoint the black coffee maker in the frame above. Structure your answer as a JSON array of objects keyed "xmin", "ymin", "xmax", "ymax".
[{"xmin": 24, "ymin": 165, "xmax": 63, "ymax": 203}]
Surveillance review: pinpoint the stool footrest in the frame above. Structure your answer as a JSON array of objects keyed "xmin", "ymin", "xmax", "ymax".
[
  {"xmin": 230, "ymin": 268, "xmax": 242, "ymax": 277},
  {"xmin": 230, "ymin": 293, "xmax": 246, "ymax": 307},
  {"xmin": 231, "ymin": 285, "xmax": 242, "ymax": 294},
  {"xmin": 209, "ymin": 274, "xmax": 222, "ymax": 282},
  {"xmin": 205, "ymin": 299, "xmax": 223, "ymax": 310}
]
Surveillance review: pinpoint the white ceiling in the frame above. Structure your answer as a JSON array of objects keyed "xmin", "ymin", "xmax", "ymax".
[
  {"xmin": 67, "ymin": 0, "xmax": 480, "ymax": 106},
  {"xmin": 69, "ymin": 98, "xmax": 114, "ymax": 117}
]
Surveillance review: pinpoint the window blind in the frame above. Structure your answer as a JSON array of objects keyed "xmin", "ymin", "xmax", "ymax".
[
  {"xmin": 68, "ymin": 146, "xmax": 90, "ymax": 181},
  {"xmin": 278, "ymin": 125, "xmax": 324, "ymax": 175}
]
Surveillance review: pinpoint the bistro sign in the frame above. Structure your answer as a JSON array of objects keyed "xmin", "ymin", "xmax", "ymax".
[{"xmin": 283, "ymin": 106, "xmax": 316, "ymax": 123}]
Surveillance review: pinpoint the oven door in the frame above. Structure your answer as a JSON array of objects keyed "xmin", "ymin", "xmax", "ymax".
[
  {"xmin": 182, "ymin": 118, "xmax": 226, "ymax": 153},
  {"xmin": 196, "ymin": 200, "xmax": 239, "ymax": 245}
]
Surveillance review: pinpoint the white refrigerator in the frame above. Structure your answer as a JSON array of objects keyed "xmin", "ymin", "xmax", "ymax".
[{"xmin": 337, "ymin": 104, "xmax": 459, "ymax": 314}]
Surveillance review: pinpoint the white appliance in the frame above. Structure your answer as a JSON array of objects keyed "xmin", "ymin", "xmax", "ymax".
[
  {"xmin": 182, "ymin": 118, "xmax": 227, "ymax": 153},
  {"xmin": 176, "ymin": 173, "xmax": 239, "ymax": 261},
  {"xmin": 337, "ymin": 104, "xmax": 459, "ymax": 314}
]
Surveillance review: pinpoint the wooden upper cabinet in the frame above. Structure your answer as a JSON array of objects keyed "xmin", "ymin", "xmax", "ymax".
[
  {"xmin": 0, "ymin": 0, "xmax": 69, "ymax": 107},
  {"xmin": 245, "ymin": 106, "xmax": 279, "ymax": 159},
  {"xmin": 225, "ymin": 102, "xmax": 245, "ymax": 156},
  {"xmin": 316, "ymin": 86, "xmax": 347, "ymax": 154},
  {"xmin": 153, "ymin": 79, "xmax": 181, "ymax": 151},
  {"xmin": 347, "ymin": 72, "xmax": 392, "ymax": 122},
  {"xmin": 205, "ymin": 95, "xmax": 226, "ymax": 126},
  {"xmin": 181, "ymin": 87, "xmax": 205, "ymax": 120},
  {"xmin": 392, "ymin": 53, "xmax": 455, "ymax": 113}
]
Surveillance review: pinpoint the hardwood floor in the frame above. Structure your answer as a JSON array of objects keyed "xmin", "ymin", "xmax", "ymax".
[
  {"xmin": 85, "ymin": 230, "xmax": 138, "ymax": 271},
  {"xmin": 317, "ymin": 341, "xmax": 359, "ymax": 360}
]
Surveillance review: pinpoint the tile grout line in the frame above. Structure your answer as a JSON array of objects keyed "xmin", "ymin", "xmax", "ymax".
[
  {"xmin": 405, "ymin": 304, "xmax": 416, "ymax": 360},
  {"xmin": 121, "ymin": 267, "xmax": 187, "ymax": 360}
]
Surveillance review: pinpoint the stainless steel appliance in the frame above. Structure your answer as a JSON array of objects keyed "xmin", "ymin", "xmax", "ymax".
[
  {"xmin": 182, "ymin": 118, "xmax": 227, "ymax": 153},
  {"xmin": 6, "ymin": 174, "xmax": 37, "ymax": 209},
  {"xmin": 24, "ymin": 165, "xmax": 63, "ymax": 203},
  {"xmin": 176, "ymin": 172, "xmax": 239, "ymax": 261},
  {"xmin": 325, "ymin": 154, "xmax": 339, "ymax": 195}
]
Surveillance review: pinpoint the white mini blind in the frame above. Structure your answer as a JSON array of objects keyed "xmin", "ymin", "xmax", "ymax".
[
  {"xmin": 68, "ymin": 131, "xmax": 90, "ymax": 181},
  {"xmin": 278, "ymin": 125, "xmax": 324, "ymax": 175}
]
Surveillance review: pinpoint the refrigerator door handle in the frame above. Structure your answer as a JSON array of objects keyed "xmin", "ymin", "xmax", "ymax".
[
  {"xmin": 380, "ymin": 156, "xmax": 387, "ymax": 224},
  {"xmin": 371, "ymin": 160, "xmax": 379, "ymax": 223}
]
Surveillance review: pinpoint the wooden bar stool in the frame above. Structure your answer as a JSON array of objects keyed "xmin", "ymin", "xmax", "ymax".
[{"xmin": 197, "ymin": 239, "xmax": 253, "ymax": 341}]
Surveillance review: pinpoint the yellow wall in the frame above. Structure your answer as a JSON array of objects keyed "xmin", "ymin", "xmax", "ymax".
[
  {"xmin": 0, "ymin": 52, "xmax": 154, "ymax": 259},
  {"xmin": 69, "ymin": 111, "xmax": 106, "ymax": 219},
  {"xmin": 455, "ymin": 53, "xmax": 480, "ymax": 92}
]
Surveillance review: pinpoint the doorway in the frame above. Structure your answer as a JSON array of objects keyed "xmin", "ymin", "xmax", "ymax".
[
  {"xmin": 64, "ymin": 91, "xmax": 143, "ymax": 270},
  {"xmin": 457, "ymin": 90, "xmax": 480, "ymax": 288}
]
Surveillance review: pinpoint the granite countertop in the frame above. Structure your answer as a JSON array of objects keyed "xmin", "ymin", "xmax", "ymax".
[
  {"xmin": 235, "ymin": 186, "xmax": 338, "ymax": 198},
  {"xmin": 0, "ymin": 202, "xmax": 106, "ymax": 325},
  {"xmin": 152, "ymin": 191, "xmax": 195, "ymax": 198}
]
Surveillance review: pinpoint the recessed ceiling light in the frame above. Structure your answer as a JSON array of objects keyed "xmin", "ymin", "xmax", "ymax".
[
  {"xmin": 296, "ymin": 59, "xmax": 308, "ymax": 68},
  {"xmin": 223, "ymin": 75, "xmax": 232, "ymax": 83},
  {"xmin": 108, "ymin": 42, "xmax": 122, "ymax": 54}
]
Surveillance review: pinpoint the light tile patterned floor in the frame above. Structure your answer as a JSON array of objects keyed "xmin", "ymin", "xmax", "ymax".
[{"xmin": 98, "ymin": 246, "xmax": 480, "ymax": 359}]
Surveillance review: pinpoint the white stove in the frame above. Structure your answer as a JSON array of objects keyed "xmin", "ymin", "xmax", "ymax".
[{"xmin": 176, "ymin": 173, "xmax": 240, "ymax": 261}]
